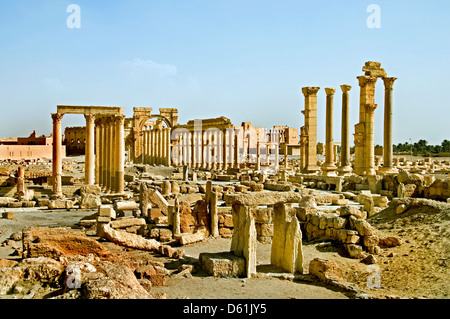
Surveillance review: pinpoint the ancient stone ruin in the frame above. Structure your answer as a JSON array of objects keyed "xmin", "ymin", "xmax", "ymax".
[{"xmin": 0, "ymin": 61, "xmax": 449, "ymax": 300}]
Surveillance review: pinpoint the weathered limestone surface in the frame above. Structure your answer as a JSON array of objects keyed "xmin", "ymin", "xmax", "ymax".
[
  {"xmin": 309, "ymin": 258, "xmax": 344, "ymax": 282},
  {"xmin": 200, "ymin": 252, "xmax": 245, "ymax": 278},
  {"xmin": 100, "ymin": 224, "xmax": 160, "ymax": 251},
  {"xmin": 230, "ymin": 203, "xmax": 256, "ymax": 278},
  {"xmin": 22, "ymin": 227, "xmax": 111, "ymax": 259},
  {"xmin": 225, "ymin": 191, "xmax": 302, "ymax": 206},
  {"xmin": 271, "ymin": 203, "xmax": 303, "ymax": 274}
]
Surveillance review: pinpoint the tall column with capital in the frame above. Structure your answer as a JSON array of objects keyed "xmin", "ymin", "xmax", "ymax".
[
  {"xmin": 84, "ymin": 114, "xmax": 96, "ymax": 185},
  {"xmin": 115, "ymin": 115, "xmax": 125, "ymax": 193},
  {"xmin": 354, "ymin": 76, "xmax": 377, "ymax": 175},
  {"xmin": 95, "ymin": 118, "xmax": 101, "ymax": 184},
  {"xmin": 51, "ymin": 113, "xmax": 64, "ymax": 198},
  {"xmin": 380, "ymin": 77, "xmax": 398, "ymax": 174},
  {"xmin": 338, "ymin": 85, "xmax": 352, "ymax": 175},
  {"xmin": 322, "ymin": 88, "xmax": 337, "ymax": 176},
  {"xmin": 101, "ymin": 119, "xmax": 107, "ymax": 189},
  {"xmin": 301, "ymin": 87, "xmax": 320, "ymax": 173},
  {"xmin": 109, "ymin": 119, "xmax": 116, "ymax": 192}
]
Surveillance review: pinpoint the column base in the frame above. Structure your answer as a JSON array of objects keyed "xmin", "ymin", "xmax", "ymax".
[
  {"xmin": 337, "ymin": 165, "xmax": 352, "ymax": 176},
  {"xmin": 321, "ymin": 163, "xmax": 337, "ymax": 176},
  {"xmin": 304, "ymin": 165, "xmax": 320, "ymax": 174}
]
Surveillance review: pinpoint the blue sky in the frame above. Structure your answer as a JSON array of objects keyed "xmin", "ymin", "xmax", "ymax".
[{"xmin": 0, "ymin": 0, "xmax": 449, "ymax": 145}]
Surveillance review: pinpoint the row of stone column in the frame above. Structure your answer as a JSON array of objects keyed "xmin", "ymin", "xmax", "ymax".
[
  {"xmin": 51, "ymin": 111, "xmax": 126, "ymax": 198},
  {"xmin": 142, "ymin": 128, "xmax": 171, "ymax": 166},
  {"xmin": 170, "ymin": 129, "xmax": 280, "ymax": 170},
  {"xmin": 95, "ymin": 115, "xmax": 125, "ymax": 193},
  {"xmin": 354, "ymin": 76, "xmax": 397, "ymax": 176},
  {"xmin": 300, "ymin": 77, "xmax": 396, "ymax": 176}
]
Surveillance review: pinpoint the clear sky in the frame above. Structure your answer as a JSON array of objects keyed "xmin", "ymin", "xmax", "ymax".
[{"xmin": 0, "ymin": 0, "xmax": 449, "ymax": 145}]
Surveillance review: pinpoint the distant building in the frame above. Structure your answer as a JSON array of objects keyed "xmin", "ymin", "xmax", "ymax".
[{"xmin": 0, "ymin": 131, "xmax": 65, "ymax": 160}]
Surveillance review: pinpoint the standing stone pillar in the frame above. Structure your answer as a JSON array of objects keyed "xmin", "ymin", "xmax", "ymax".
[
  {"xmin": 380, "ymin": 77, "xmax": 398, "ymax": 174},
  {"xmin": 299, "ymin": 126, "xmax": 307, "ymax": 172},
  {"xmin": 115, "ymin": 115, "xmax": 125, "ymax": 193},
  {"xmin": 104, "ymin": 118, "xmax": 111, "ymax": 191},
  {"xmin": 173, "ymin": 198, "xmax": 181, "ymax": 237},
  {"xmin": 338, "ymin": 85, "xmax": 352, "ymax": 175},
  {"xmin": 283, "ymin": 143, "xmax": 288, "ymax": 169},
  {"xmin": 17, "ymin": 166, "xmax": 25, "ymax": 195},
  {"xmin": 51, "ymin": 113, "xmax": 63, "ymax": 198},
  {"xmin": 210, "ymin": 191, "xmax": 219, "ymax": 237},
  {"xmin": 84, "ymin": 114, "xmax": 96, "ymax": 185},
  {"xmin": 322, "ymin": 88, "xmax": 337, "ymax": 176},
  {"xmin": 301, "ymin": 87, "xmax": 320, "ymax": 173}
]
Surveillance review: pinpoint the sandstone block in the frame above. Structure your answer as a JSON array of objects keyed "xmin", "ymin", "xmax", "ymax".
[
  {"xmin": 200, "ymin": 252, "xmax": 245, "ymax": 278},
  {"xmin": 337, "ymin": 206, "xmax": 366, "ymax": 219},
  {"xmin": 48, "ymin": 199, "xmax": 74, "ymax": 210},
  {"xmin": 379, "ymin": 236, "xmax": 403, "ymax": 248},
  {"xmin": 346, "ymin": 244, "xmax": 367, "ymax": 259},
  {"xmin": 98, "ymin": 205, "xmax": 116, "ymax": 218},
  {"xmin": 309, "ymin": 258, "xmax": 343, "ymax": 282},
  {"xmin": 22, "ymin": 227, "xmax": 111, "ymax": 259},
  {"xmin": 2, "ymin": 211, "xmax": 15, "ymax": 220}
]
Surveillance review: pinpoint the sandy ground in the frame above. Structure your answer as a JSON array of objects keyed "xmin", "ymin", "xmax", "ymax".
[
  {"xmin": 1, "ymin": 198, "xmax": 449, "ymax": 299},
  {"xmin": 0, "ymin": 208, "xmax": 348, "ymax": 299}
]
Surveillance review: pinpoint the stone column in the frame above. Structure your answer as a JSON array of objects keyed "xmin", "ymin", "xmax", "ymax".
[
  {"xmin": 166, "ymin": 128, "xmax": 172, "ymax": 166},
  {"xmin": 101, "ymin": 119, "xmax": 108, "ymax": 190},
  {"xmin": 115, "ymin": 115, "xmax": 125, "ymax": 193},
  {"xmin": 354, "ymin": 76, "xmax": 377, "ymax": 176},
  {"xmin": 17, "ymin": 166, "xmax": 25, "ymax": 195},
  {"xmin": 283, "ymin": 143, "xmax": 288, "ymax": 169},
  {"xmin": 173, "ymin": 198, "xmax": 181, "ymax": 237},
  {"xmin": 51, "ymin": 113, "xmax": 63, "ymax": 198},
  {"xmin": 364, "ymin": 102, "xmax": 378, "ymax": 176},
  {"xmin": 84, "ymin": 114, "xmax": 96, "ymax": 185},
  {"xmin": 95, "ymin": 119, "xmax": 101, "ymax": 184},
  {"xmin": 210, "ymin": 191, "xmax": 219, "ymax": 237},
  {"xmin": 338, "ymin": 85, "xmax": 352, "ymax": 175},
  {"xmin": 322, "ymin": 88, "xmax": 337, "ymax": 176},
  {"xmin": 256, "ymin": 141, "xmax": 261, "ymax": 170},
  {"xmin": 109, "ymin": 118, "xmax": 115, "ymax": 192},
  {"xmin": 301, "ymin": 87, "xmax": 320, "ymax": 173},
  {"xmin": 381, "ymin": 77, "xmax": 398, "ymax": 174}
]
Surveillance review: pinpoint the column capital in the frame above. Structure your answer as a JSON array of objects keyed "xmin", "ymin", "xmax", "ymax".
[
  {"xmin": 114, "ymin": 114, "xmax": 126, "ymax": 125},
  {"xmin": 325, "ymin": 88, "xmax": 336, "ymax": 96},
  {"xmin": 302, "ymin": 87, "xmax": 320, "ymax": 96},
  {"xmin": 364, "ymin": 103, "xmax": 378, "ymax": 113},
  {"xmin": 357, "ymin": 75, "xmax": 377, "ymax": 87},
  {"xmin": 51, "ymin": 113, "xmax": 63, "ymax": 124},
  {"xmin": 84, "ymin": 113, "xmax": 96, "ymax": 124},
  {"xmin": 340, "ymin": 84, "xmax": 352, "ymax": 93},
  {"xmin": 383, "ymin": 77, "xmax": 397, "ymax": 90}
]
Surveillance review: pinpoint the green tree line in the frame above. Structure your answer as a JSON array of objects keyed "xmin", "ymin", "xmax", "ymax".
[{"xmin": 393, "ymin": 139, "xmax": 450, "ymax": 155}]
